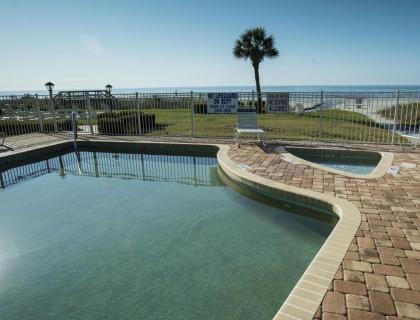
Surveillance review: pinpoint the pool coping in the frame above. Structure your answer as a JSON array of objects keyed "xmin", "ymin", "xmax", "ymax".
[
  {"xmin": 0, "ymin": 139, "xmax": 361, "ymax": 320},
  {"xmin": 275, "ymin": 146, "xmax": 394, "ymax": 179}
]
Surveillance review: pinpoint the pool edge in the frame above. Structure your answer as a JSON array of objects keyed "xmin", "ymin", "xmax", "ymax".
[
  {"xmin": 217, "ymin": 145, "xmax": 361, "ymax": 320},
  {"xmin": 274, "ymin": 146, "xmax": 394, "ymax": 180}
]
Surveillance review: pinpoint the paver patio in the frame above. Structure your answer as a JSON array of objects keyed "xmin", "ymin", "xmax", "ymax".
[{"xmin": 228, "ymin": 144, "xmax": 420, "ymax": 320}]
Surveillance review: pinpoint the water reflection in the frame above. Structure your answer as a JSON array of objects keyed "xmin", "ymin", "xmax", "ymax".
[{"xmin": 0, "ymin": 152, "xmax": 223, "ymax": 189}]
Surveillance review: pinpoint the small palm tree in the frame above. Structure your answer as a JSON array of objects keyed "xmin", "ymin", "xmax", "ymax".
[{"xmin": 233, "ymin": 27, "xmax": 279, "ymax": 113}]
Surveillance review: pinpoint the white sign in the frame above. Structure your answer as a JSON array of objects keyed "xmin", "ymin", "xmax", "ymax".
[
  {"xmin": 207, "ymin": 92, "xmax": 238, "ymax": 113},
  {"xmin": 388, "ymin": 166, "xmax": 400, "ymax": 176},
  {"xmin": 267, "ymin": 93, "xmax": 289, "ymax": 113}
]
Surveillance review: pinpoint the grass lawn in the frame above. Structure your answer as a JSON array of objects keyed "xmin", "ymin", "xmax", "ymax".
[
  {"xmin": 137, "ymin": 108, "xmax": 408, "ymax": 144},
  {"xmin": 51, "ymin": 108, "xmax": 409, "ymax": 144}
]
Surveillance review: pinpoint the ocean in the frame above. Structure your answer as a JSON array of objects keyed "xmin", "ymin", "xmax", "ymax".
[{"xmin": 1, "ymin": 85, "xmax": 420, "ymax": 96}]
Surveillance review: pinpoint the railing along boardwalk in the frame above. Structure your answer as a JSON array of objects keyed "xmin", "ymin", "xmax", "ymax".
[{"xmin": 1, "ymin": 91, "xmax": 420, "ymax": 150}]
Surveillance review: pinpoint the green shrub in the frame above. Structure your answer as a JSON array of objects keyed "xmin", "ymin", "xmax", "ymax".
[
  {"xmin": 97, "ymin": 110, "xmax": 156, "ymax": 134},
  {"xmin": 379, "ymin": 103, "xmax": 420, "ymax": 124},
  {"xmin": 194, "ymin": 103, "xmax": 207, "ymax": 114},
  {"xmin": 97, "ymin": 109, "xmax": 139, "ymax": 120},
  {"xmin": 0, "ymin": 119, "xmax": 73, "ymax": 136}
]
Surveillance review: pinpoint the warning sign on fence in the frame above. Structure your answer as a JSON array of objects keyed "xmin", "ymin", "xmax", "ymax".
[
  {"xmin": 207, "ymin": 93, "xmax": 238, "ymax": 113},
  {"xmin": 267, "ymin": 93, "xmax": 289, "ymax": 113}
]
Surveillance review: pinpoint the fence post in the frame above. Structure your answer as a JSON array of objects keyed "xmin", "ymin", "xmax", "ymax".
[
  {"xmin": 0, "ymin": 172, "xmax": 4, "ymax": 189},
  {"xmin": 135, "ymin": 92, "xmax": 142, "ymax": 135},
  {"xmin": 85, "ymin": 93, "xmax": 94, "ymax": 135},
  {"xmin": 71, "ymin": 111, "xmax": 78, "ymax": 150},
  {"xmin": 35, "ymin": 94, "xmax": 44, "ymax": 132},
  {"xmin": 49, "ymin": 94, "xmax": 58, "ymax": 133},
  {"xmin": 319, "ymin": 90, "xmax": 324, "ymax": 139},
  {"xmin": 252, "ymin": 90, "xmax": 255, "ymax": 109},
  {"xmin": 58, "ymin": 155, "xmax": 65, "ymax": 177},
  {"xmin": 93, "ymin": 152, "xmax": 99, "ymax": 177},
  {"xmin": 391, "ymin": 90, "xmax": 400, "ymax": 144},
  {"xmin": 191, "ymin": 91, "xmax": 195, "ymax": 137}
]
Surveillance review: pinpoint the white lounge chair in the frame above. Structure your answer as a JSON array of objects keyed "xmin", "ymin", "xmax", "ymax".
[
  {"xmin": 234, "ymin": 108, "xmax": 264, "ymax": 146},
  {"xmin": 295, "ymin": 103, "xmax": 317, "ymax": 114},
  {"xmin": 295, "ymin": 103, "xmax": 305, "ymax": 114}
]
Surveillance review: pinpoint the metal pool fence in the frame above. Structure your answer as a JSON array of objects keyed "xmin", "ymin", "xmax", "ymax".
[{"xmin": 1, "ymin": 91, "xmax": 420, "ymax": 146}]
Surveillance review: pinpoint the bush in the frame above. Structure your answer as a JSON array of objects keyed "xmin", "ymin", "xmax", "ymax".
[
  {"xmin": 97, "ymin": 110, "xmax": 156, "ymax": 134},
  {"xmin": 379, "ymin": 103, "xmax": 420, "ymax": 125},
  {"xmin": 97, "ymin": 109, "xmax": 139, "ymax": 120},
  {"xmin": 56, "ymin": 119, "xmax": 74, "ymax": 131},
  {"xmin": 194, "ymin": 103, "xmax": 207, "ymax": 114},
  {"xmin": 0, "ymin": 119, "xmax": 73, "ymax": 136}
]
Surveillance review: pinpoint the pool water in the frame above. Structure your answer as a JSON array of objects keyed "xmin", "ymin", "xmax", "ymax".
[
  {"xmin": 0, "ymin": 150, "xmax": 334, "ymax": 320},
  {"xmin": 285, "ymin": 147, "xmax": 380, "ymax": 175},
  {"xmin": 304, "ymin": 157, "xmax": 376, "ymax": 175}
]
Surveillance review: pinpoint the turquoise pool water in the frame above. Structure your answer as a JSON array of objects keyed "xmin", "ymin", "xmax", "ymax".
[
  {"xmin": 0, "ymin": 150, "xmax": 334, "ymax": 320},
  {"xmin": 285, "ymin": 147, "xmax": 379, "ymax": 175},
  {"xmin": 304, "ymin": 158, "xmax": 376, "ymax": 175}
]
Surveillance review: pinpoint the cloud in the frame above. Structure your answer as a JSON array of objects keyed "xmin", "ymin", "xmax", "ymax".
[{"xmin": 80, "ymin": 33, "xmax": 105, "ymax": 56}]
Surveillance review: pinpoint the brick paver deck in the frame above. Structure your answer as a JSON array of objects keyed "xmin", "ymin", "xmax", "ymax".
[{"xmin": 228, "ymin": 144, "xmax": 420, "ymax": 320}]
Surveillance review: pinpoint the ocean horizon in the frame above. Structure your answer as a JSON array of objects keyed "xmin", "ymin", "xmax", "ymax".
[{"xmin": 1, "ymin": 85, "xmax": 420, "ymax": 96}]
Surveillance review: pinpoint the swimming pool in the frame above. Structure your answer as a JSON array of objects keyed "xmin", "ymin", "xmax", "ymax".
[
  {"xmin": 282, "ymin": 146, "xmax": 390, "ymax": 176},
  {"xmin": 312, "ymin": 160, "xmax": 374, "ymax": 175},
  {"xmin": 0, "ymin": 146, "xmax": 335, "ymax": 320}
]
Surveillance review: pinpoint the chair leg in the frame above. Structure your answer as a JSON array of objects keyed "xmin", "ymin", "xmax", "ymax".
[
  {"xmin": 234, "ymin": 132, "xmax": 239, "ymax": 148},
  {"xmin": 259, "ymin": 133, "xmax": 266, "ymax": 147}
]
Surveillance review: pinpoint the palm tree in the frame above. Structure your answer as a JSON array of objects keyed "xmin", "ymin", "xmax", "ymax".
[{"xmin": 233, "ymin": 27, "xmax": 279, "ymax": 113}]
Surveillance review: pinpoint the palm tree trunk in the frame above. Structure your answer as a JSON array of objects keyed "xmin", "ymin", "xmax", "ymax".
[{"xmin": 253, "ymin": 63, "xmax": 262, "ymax": 113}]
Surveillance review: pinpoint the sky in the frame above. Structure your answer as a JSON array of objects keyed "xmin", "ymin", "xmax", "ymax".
[{"xmin": 0, "ymin": 0, "xmax": 419, "ymax": 91}]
